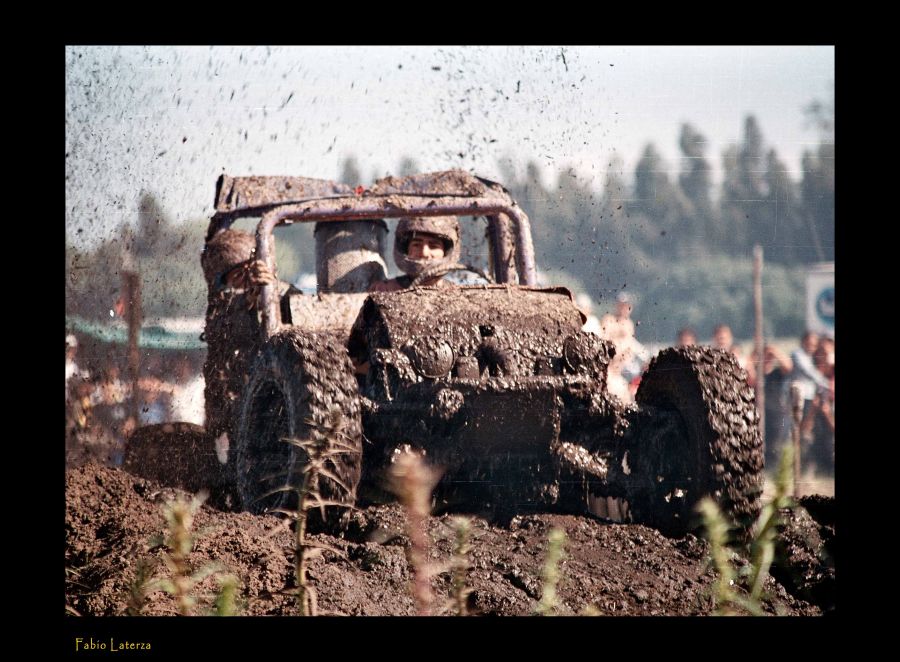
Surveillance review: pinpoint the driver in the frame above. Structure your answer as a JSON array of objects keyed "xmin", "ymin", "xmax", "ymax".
[{"xmin": 369, "ymin": 215, "xmax": 460, "ymax": 292}]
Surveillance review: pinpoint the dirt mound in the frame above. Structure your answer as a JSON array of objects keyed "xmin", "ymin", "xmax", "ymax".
[
  {"xmin": 66, "ymin": 463, "xmax": 827, "ymax": 616},
  {"xmin": 770, "ymin": 495, "xmax": 836, "ymax": 613}
]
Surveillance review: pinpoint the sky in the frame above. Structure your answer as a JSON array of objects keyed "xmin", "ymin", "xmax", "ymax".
[{"xmin": 65, "ymin": 45, "xmax": 834, "ymax": 249}]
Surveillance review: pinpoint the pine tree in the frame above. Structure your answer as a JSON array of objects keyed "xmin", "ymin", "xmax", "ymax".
[
  {"xmin": 800, "ymin": 147, "xmax": 833, "ymax": 262},
  {"xmin": 763, "ymin": 148, "xmax": 804, "ymax": 263},
  {"xmin": 594, "ymin": 154, "xmax": 638, "ymax": 295},
  {"xmin": 134, "ymin": 191, "xmax": 172, "ymax": 256},
  {"xmin": 630, "ymin": 143, "xmax": 689, "ymax": 259},
  {"xmin": 720, "ymin": 116, "xmax": 768, "ymax": 256},
  {"xmin": 397, "ymin": 157, "xmax": 420, "ymax": 177},
  {"xmin": 339, "ymin": 157, "xmax": 362, "ymax": 186},
  {"xmin": 678, "ymin": 123, "xmax": 716, "ymax": 246}
]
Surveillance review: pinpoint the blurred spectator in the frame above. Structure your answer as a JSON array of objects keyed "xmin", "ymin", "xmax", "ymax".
[
  {"xmin": 169, "ymin": 355, "xmax": 205, "ymax": 425},
  {"xmin": 817, "ymin": 336, "xmax": 836, "ymax": 438},
  {"xmin": 791, "ymin": 332, "xmax": 834, "ymax": 475},
  {"xmin": 711, "ymin": 324, "xmax": 756, "ymax": 384},
  {"xmin": 91, "ymin": 363, "xmax": 132, "ymax": 464},
  {"xmin": 136, "ymin": 376, "xmax": 170, "ymax": 426},
  {"xmin": 599, "ymin": 292, "xmax": 650, "ymax": 402},
  {"xmin": 789, "ymin": 332, "xmax": 831, "ymax": 403},
  {"xmin": 69, "ymin": 379, "xmax": 96, "ymax": 434},
  {"xmin": 813, "ymin": 336, "xmax": 835, "ymax": 380},
  {"xmin": 576, "ymin": 293, "xmax": 603, "ymax": 337},
  {"xmin": 600, "ymin": 292, "xmax": 636, "ymax": 346},
  {"xmin": 750, "ymin": 344, "xmax": 793, "ymax": 467},
  {"xmin": 676, "ymin": 327, "xmax": 697, "ymax": 347},
  {"xmin": 820, "ymin": 335, "xmax": 835, "ymax": 367},
  {"xmin": 801, "ymin": 386, "xmax": 835, "ymax": 475},
  {"xmin": 65, "ymin": 334, "xmax": 89, "ymax": 404},
  {"xmin": 711, "ymin": 323, "xmax": 734, "ymax": 352}
]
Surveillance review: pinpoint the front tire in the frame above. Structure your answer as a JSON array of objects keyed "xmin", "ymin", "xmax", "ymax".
[
  {"xmin": 233, "ymin": 330, "xmax": 362, "ymax": 515},
  {"xmin": 630, "ymin": 347, "xmax": 764, "ymax": 535}
]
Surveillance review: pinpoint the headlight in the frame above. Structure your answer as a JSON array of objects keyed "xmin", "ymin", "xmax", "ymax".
[{"xmin": 405, "ymin": 336, "xmax": 455, "ymax": 379}]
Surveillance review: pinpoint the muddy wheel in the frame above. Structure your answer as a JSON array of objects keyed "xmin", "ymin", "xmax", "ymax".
[
  {"xmin": 630, "ymin": 346, "xmax": 763, "ymax": 535},
  {"xmin": 233, "ymin": 330, "xmax": 362, "ymax": 515}
]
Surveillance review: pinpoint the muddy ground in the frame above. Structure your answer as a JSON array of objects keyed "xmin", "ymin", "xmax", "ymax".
[{"xmin": 65, "ymin": 462, "xmax": 835, "ymax": 617}]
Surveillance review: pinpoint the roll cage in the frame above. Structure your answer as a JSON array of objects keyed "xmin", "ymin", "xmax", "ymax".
[{"xmin": 207, "ymin": 170, "xmax": 538, "ymax": 338}]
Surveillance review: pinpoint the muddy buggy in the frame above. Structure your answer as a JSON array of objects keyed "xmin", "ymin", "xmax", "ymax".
[{"xmin": 125, "ymin": 170, "xmax": 763, "ymax": 535}]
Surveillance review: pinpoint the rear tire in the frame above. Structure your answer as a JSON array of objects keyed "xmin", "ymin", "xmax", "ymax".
[
  {"xmin": 233, "ymin": 330, "xmax": 362, "ymax": 515},
  {"xmin": 631, "ymin": 347, "xmax": 763, "ymax": 535}
]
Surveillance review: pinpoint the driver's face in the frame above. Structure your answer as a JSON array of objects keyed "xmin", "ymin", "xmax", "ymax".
[{"xmin": 407, "ymin": 235, "xmax": 445, "ymax": 261}]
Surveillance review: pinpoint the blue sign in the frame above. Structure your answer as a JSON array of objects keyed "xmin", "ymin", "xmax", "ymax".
[{"xmin": 816, "ymin": 287, "xmax": 835, "ymax": 325}]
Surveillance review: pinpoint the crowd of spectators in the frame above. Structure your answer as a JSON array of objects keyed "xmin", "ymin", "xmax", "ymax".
[
  {"xmin": 682, "ymin": 325, "xmax": 835, "ymax": 474},
  {"xmin": 584, "ymin": 298, "xmax": 835, "ymax": 476},
  {"xmin": 704, "ymin": 327, "xmax": 834, "ymax": 475},
  {"xmin": 65, "ymin": 334, "xmax": 206, "ymax": 466},
  {"xmin": 68, "ymin": 295, "xmax": 834, "ymax": 476}
]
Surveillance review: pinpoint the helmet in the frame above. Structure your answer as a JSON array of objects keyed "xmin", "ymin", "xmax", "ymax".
[
  {"xmin": 393, "ymin": 215, "xmax": 460, "ymax": 278},
  {"xmin": 201, "ymin": 230, "xmax": 256, "ymax": 284}
]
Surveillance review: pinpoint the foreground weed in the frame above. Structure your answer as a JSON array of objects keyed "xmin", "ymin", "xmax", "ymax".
[
  {"xmin": 449, "ymin": 516, "xmax": 473, "ymax": 616},
  {"xmin": 698, "ymin": 445, "xmax": 795, "ymax": 616},
  {"xmin": 273, "ymin": 408, "xmax": 358, "ymax": 616},
  {"xmin": 139, "ymin": 492, "xmax": 241, "ymax": 616},
  {"xmin": 213, "ymin": 574, "xmax": 240, "ymax": 616},
  {"xmin": 126, "ymin": 558, "xmax": 158, "ymax": 616},
  {"xmin": 65, "ymin": 567, "xmax": 86, "ymax": 616},
  {"xmin": 697, "ymin": 499, "xmax": 753, "ymax": 615},
  {"xmin": 534, "ymin": 528, "xmax": 567, "ymax": 616},
  {"xmin": 746, "ymin": 445, "xmax": 795, "ymax": 602},
  {"xmin": 419, "ymin": 514, "xmax": 478, "ymax": 616},
  {"xmin": 387, "ymin": 449, "xmax": 441, "ymax": 616}
]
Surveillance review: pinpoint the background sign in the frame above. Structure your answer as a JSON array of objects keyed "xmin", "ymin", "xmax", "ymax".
[{"xmin": 805, "ymin": 263, "xmax": 834, "ymax": 337}]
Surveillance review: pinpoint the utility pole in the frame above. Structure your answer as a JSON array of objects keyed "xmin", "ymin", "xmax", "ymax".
[{"xmin": 122, "ymin": 247, "xmax": 142, "ymax": 423}]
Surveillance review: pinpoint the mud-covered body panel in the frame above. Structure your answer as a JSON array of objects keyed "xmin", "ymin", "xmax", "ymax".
[
  {"xmin": 285, "ymin": 292, "xmax": 369, "ymax": 341},
  {"xmin": 360, "ymin": 371, "xmax": 630, "ymax": 495},
  {"xmin": 352, "ymin": 285, "xmax": 590, "ymax": 373},
  {"xmin": 352, "ymin": 286, "xmax": 624, "ymax": 508}
]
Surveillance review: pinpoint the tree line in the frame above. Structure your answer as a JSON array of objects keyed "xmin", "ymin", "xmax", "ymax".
[
  {"xmin": 66, "ymin": 109, "xmax": 833, "ymax": 344},
  {"xmin": 491, "ymin": 113, "xmax": 833, "ymax": 342}
]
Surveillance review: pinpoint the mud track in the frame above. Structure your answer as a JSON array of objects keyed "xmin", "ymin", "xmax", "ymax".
[{"xmin": 65, "ymin": 463, "xmax": 832, "ymax": 616}]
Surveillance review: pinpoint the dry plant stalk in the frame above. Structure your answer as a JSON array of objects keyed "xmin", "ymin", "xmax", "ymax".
[
  {"xmin": 696, "ymin": 498, "xmax": 744, "ymax": 616},
  {"xmin": 160, "ymin": 493, "xmax": 206, "ymax": 616},
  {"xmin": 698, "ymin": 444, "xmax": 796, "ymax": 616},
  {"xmin": 449, "ymin": 516, "xmax": 473, "ymax": 616},
  {"xmin": 387, "ymin": 449, "xmax": 441, "ymax": 616},
  {"xmin": 126, "ymin": 558, "xmax": 157, "ymax": 616},
  {"xmin": 214, "ymin": 574, "xmax": 240, "ymax": 616},
  {"xmin": 276, "ymin": 408, "xmax": 358, "ymax": 617},
  {"xmin": 747, "ymin": 444, "xmax": 795, "ymax": 602},
  {"xmin": 139, "ymin": 492, "xmax": 239, "ymax": 616}
]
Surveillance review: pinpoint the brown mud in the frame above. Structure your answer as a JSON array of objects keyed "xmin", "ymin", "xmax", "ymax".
[{"xmin": 65, "ymin": 462, "xmax": 832, "ymax": 616}]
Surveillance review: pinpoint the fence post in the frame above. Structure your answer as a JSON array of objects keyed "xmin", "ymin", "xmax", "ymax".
[
  {"xmin": 790, "ymin": 384, "xmax": 803, "ymax": 498},
  {"xmin": 753, "ymin": 245, "xmax": 765, "ymax": 457},
  {"xmin": 123, "ymin": 271, "xmax": 142, "ymax": 423}
]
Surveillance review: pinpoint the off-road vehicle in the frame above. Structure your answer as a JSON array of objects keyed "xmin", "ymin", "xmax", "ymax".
[{"xmin": 126, "ymin": 170, "xmax": 763, "ymax": 534}]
